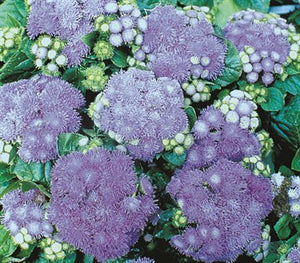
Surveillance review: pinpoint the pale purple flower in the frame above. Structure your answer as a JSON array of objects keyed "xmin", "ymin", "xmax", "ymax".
[
  {"xmin": 288, "ymin": 176, "xmax": 300, "ymax": 217},
  {"xmin": 224, "ymin": 11, "xmax": 290, "ymax": 86},
  {"xmin": 1, "ymin": 189, "xmax": 53, "ymax": 238},
  {"xmin": 0, "ymin": 75, "xmax": 85, "ymax": 162},
  {"xmin": 288, "ymin": 246, "xmax": 300, "ymax": 262},
  {"xmin": 92, "ymin": 69, "xmax": 188, "ymax": 161},
  {"xmin": 166, "ymin": 159, "xmax": 273, "ymax": 262},
  {"xmin": 48, "ymin": 148, "xmax": 157, "ymax": 261},
  {"xmin": 126, "ymin": 257, "xmax": 155, "ymax": 263}
]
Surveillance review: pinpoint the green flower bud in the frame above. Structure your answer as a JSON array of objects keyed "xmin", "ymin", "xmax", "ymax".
[
  {"xmin": 172, "ymin": 209, "xmax": 188, "ymax": 228},
  {"xmin": 93, "ymin": 40, "xmax": 114, "ymax": 61},
  {"xmin": 278, "ymin": 244, "xmax": 289, "ymax": 255},
  {"xmin": 82, "ymin": 64, "xmax": 108, "ymax": 92}
]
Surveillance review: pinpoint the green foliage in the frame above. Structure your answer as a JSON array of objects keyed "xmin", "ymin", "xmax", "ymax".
[
  {"xmin": 214, "ymin": 40, "xmax": 242, "ymax": 87},
  {"xmin": 57, "ymin": 133, "xmax": 89, "ymax": 156},
  {"xmin": 11, "ymin": 158, "xmax": 51, "ymax": 186},
  {"xmin": 271, "ymin": 96, "xmax": 300, "ymax": 152},
  {"xmin": 274, "ymin": 73, "xmax": 300, "ymax": 96},
  {"xmin": 137, "ymin": 0, "xmax": 177, "ymax": 11},
  {"xmin": 261, "ymin": 87, "xmax": 285, "ymax": 112},
  {"xmin": 0, "ymin": 225, "xmax": 18, "ymax": 260},
  {"xmin": 274, "ymin": 214, "xmax": 293, "ymax": 240},
  {"xmin": 184, "ymin": 106, "xmax": 197, "ymax": 129},
  {"xmin": 292, "ymin": 148, "xmax": 300, "ymax": 172},
  {"xmin": 111, "ymin": 49, "xmax": 128, "ymax": 68},
  {"xmin": 0, "ymin": 0, "xmax": 27, "ymax": 28},
  {"xmin": 162, "ymin": 151, "xmax": 186, "ymax": 166}
]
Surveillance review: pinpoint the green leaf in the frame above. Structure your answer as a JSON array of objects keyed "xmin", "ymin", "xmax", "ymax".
[
  {"xmin": 111, "ymin": 49, "xmax": 128, "ymax": 68},
  {"xmin": 271, "ymin": 96, "xmax": 300, "ymax": 151},
  {"xmin": 57, "ymin": 133, "xmax": 88, "ymax": 156},
  {"xmin": 12, "ymin": 159, "xmax": 51, "ymax": 186},
  {"xmin": 159, "ymin": 209, "xmax": 175, "ymax": 223},
  {"xmin": 184, "ymin": 106, "xmax": 197, "ymax": 130},
  {"xmin": 20, "ymin": 181, "xmax": 50, "ymax": 198},
  {"xmin": 82, "ymin": 31, "xmax": 99, "ymax": 49},
  {"xmin": 155, "ymin": 223, "xmax": 175, "ymax": 241},
  {"xmin": 0, "ymin": 0, "xmax": 27, "ymax": 27},
  {"xmin": 214, "ymin": 40, "xmax": 242, "ymax": 87},
  {"xmin": 0, "ymin": 225, "xmax": 17, "ymax": 258},
  {"xmin": 261, "ymin": 87, "xmax": 285, "ymax": 112},
  {"xmin": 263, "ymin": 241, "xmax": 281, "ymax": 263},
  {"xmin": 137, "ymin": 0, "xmax": 177, "ymax": 11},
  {"xmin": 213, "ymin": 0, "xmax": 242, "ymax": 28},
  {"xmin": 274, "ymin": 74, "xmax": 300, "ymax": 95},
  {"xmin": 178, "ymin": 0, "xmax": 213, "ymax": 7},
  {"xmin": 292, "ymin": 149, "xmax": 300, "ymax": 172},
  {"xmin": 162, "ymin": 151, "xmax": 186, "ymax": 166},
  {"xmin": 0, "ymin": 180, "xmax": 19, "ymax": 199},
  {"xmin": 62, "ymin": 67, "xmax": 86, "ymax": 93},
  {"xmin": 83, "ymin": 255, "xmax": 94, "ymax": 263},
  {"xmin": 274, "ymin": 214, "xmax": 293, "ymax": 240},
  {"xmin": 233, "ymin": 0, "xmax": 270, "ymax": 12},
  {"xmin": 279, "ymin": 165, "xmax": 295, "ymax": 177},
  {"xmin": 0, "ymin": 163, "xmax": 15, "ymax": 183}
]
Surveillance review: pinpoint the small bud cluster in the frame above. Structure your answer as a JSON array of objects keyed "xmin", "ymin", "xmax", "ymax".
[
  {"xmin": 93, "ymin": 40, "xmax": 114, "ymax": 61},
  {"xmin": 0, "ymin": 27, "xmax": 22, "ymax": 62},
  {"xmin": 162, "ymin": 131, "xmax": 194, "ymax": 156},
  {"xmin": 182, "ymin": 79, "xmax": 211, "ymax": 106},
  {"xmin": 105, "ymin": 3, "xmax": 147, "ymax": 48},
  {"xmin": 39, "ymin": 238, "xmax": 73, "ymax": 261},
  {"xmin": 287, "ymin": 33, "xmax": 300, "ymax": 68},
  {"xmin": 288, "ymin": 176, "xmax": 300, "ymax": 217},
  {"xmin": 0, "ymin": 139, "xmax": 13, "ymax": 164},
  {"xmin": 214, "ymin": 90, "xmax": 259, "ymax": 131},
  {"xmin": 228, "ymin": 10, "xmax": 295, "ymax": 37},
  {"xmin": 239, "ymin": 82, "xmax": 268, "ymax": 105},
  {"xmin": 179, "ymin": 5, "xmax": 213, "ymax": 25},
  {"xmin": 172, "ymin": 209, "xmax": 188, "ymax": 228},
  {"xmin": 257, "ymin": 130, "xmax": 274, "ymax": 156},
  {"xmin": 127, "ymin": 54, "xmax": 147, "ymax": 68},
  {"xmin": 31, "ymin": 35, "xmax": 67, "ymax": 76},
  {"xmin": 243, "ymin": 155, "xmax": 271, "ymax": 177},
  {"xmin": 94, "ymin": 15, "xmax": 116, "ymax": 35},
  {"xmin": 82, "ymin": 63, "xmax": 108, "ymax": 92},
  {"xmin": 239, "ymin": 45, "xmax": 285, "ymax": 86},
  {"xmin": 271, "ymin": 172, "xmax": 285, "ymax": 198},
  {"xmin": 250, "ymin": 224, "xmax": 271, "ymax": 262},
  {"xmin": 13, "ymin": 227, "xmax": 35, "ymax": 250}
]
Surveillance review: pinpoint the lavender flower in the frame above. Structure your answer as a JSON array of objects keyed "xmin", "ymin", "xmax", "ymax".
[
  {"xmin": 142, "ymin": 5, "xmax": 226, "ymax": 82},
  {"xmin": 288, "ymin": 245, "xmax": 300, "ymax": 262},
  {"xmin": 90, "ymin": 69, "xmax": 188, "ymax": 161},
  {"xmin": 1, "ymin": 189, "xmax": 53, "ymax": 238},
  {"xmin": 224, "ymin": 10, "xmax": 291, "ymax": 86},
  {"xmin": 166, "ymin": 159, "xmax": 273, "ymax": 262},
  {"xmin": 186, "ymin": 106, "xmax": 261, "ymax": 169},
  {"xmin": 0, "ymin": 75, "xmax": 85, "ymax": 162},
  {"xmin": 288, "ymin": 176, "xmax": 300, "ymax": 217},
  {"xmin": 48, "ymin": 148, "xmax": 157, "ymax": 261},
  {"xmin": 26, "ymin": 0, "xmax": 99, "ymax": 66}
]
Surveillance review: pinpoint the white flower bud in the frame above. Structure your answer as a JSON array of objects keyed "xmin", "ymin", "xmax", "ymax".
[
  {"xmin": 175, "ymin": 133, "xmax": 185, "ymax": 144},
  {"xmin": 186, "ymin": 84, "xmax": 196, "ymax": 95},
  {"xmin": 226, "ymin": 111, "xmax": 239, "ymax": 123},
  {"xmin": 190, "ymin": 56, "xmax": 200, "ymax": 65},
  {"xmin": 104, "ymin": 2, "xmax": 118, "ymax": 13},
  {"xmin": 240, "ymin": 116, "xmax": 250, "ymax": 129},
  {"xmin": 5, "ymin": 39, "xmax": 14, "ymax": 48},
  {"xmin": 51, "ymin": 242, "xmax": 62, "ymax": 253},
  {"xmin": 41, "ymin": 36, "xmax": 52, "ymax": 47},
  {"xmin": 14, "ymin": 233, "xmax": 24, "ymax": 244},
  {"xmin": 47, "ymin": 63, "xmax": 58, "ymax": 72},
  {"xmin": 243, "ymin": 63, "xmax": 253, "ymax": 73},
  {"xmin": 36, "ymin": 47, "xmax": 48, "ymax": 59},
  {"xmin": 137, "ymin": 18, "xmax": 147, "ymax": 32},
  {"xmin": 55, "ymin": 55, "xmax": 67, "ymax": 66},
  {"xmin": 35, "ymin": 59, "xmax": 43, "ymax": 68},
  {"xmin": 47, "ymin": 49, "xmax": 57, "ymax": 60},
  {"xmin": 192, "ymin": 93, "xmax": 201, "ymax": 103}
]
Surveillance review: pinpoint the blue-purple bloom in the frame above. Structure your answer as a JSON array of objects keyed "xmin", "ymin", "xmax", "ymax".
[
  {"xmin": 166, "ymin": 159, "xmax": 273, "ymax": 262},
  {"xmin": 186, "ymin": 106, "xmax": 261, "ymax": 169},
  {"xmin": 126, "ymin": 257, "xmax": 155, "ymax": 263},
  {"xmin": 0, "ymin": 75, "xmax": 85, "ymax": 162},
  {"xmin": 26, "ymin": 0, "xmax": 114, "ymax": 65},
  {"xmin": 142, "ymin": 5, "xmax": 226, "ymax": 82},
  {"xmin": 224, "ymin": 10, "xmax": 290, "ymax": 86},
  {"xmin": 288, "ymin": 245, "xmax": 300, "ymax": 262},
  {"xmin": 288, "ymin": 176, "xmax": 300, "ymax": 217},
  {"xmin": 91, "ymin": 68, "xmax": 188, "ymax": 161},
  {"xmin": 1, "ymin": 189, "xmax": 53, "ymax": 238},
  {"xmin": 48, "ymin": 148, "xmax": 157, "ymax": 261}
]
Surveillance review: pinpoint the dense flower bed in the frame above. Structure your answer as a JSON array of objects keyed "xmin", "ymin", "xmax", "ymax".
[{"xmin": 0, "ymin": 0, "xmax": 299, "ymax": 262}]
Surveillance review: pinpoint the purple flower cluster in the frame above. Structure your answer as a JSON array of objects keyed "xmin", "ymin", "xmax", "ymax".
[
  {"xmin": 92, "ymin": 68, "xmax": 188, "ymax": 161},
  {"xmin": 1, "ymin": 189, "xmax": 53, "ymax": 238},
  {"xmin": 48, "ymin": 148, "xmax": 157, "ymax": 261},
  {"xmin": 141, "ymin": 5, "xmax": 226, "ymax": 82},
  {"xmin": 27, "ymin": 0, "xmax": 116, "ymax": 65},
  {"xmin": 166, "ymin": 159, "xmax": 273, "ymax": 262},
  {"xmin": 288, "ymin": 245, "xmax": 300, "ymax": 262},
  {"xmin": 288, "ymin": 176, "xmax": 300, "ymax": 217},
  {"xmin": 186, "ymin": 106, "xmax": 261, "ymax": 169},
  {"xmin": 106, "ymin": 4, "xmax": 147, "ymax": 47},
  {"xmin": 0, "ymin": 75, "xmax": 85, "ymax": 162},
  {"xmin": 224, "ymin": 10, "xmax": 291, "ymax": 86}
]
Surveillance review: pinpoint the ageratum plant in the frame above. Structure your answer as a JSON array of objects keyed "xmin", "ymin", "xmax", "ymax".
[{"xmin": 0, "ymin": 0, "xmax": 299, "ymax": 262}]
